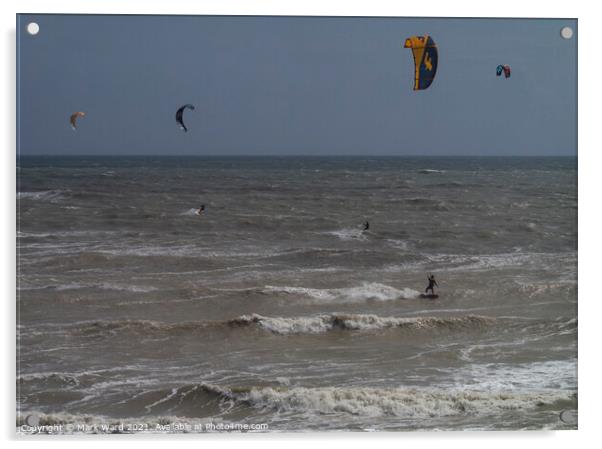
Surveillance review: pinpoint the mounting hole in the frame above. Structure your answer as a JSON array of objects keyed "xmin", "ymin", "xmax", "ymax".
[
  {"xmin": 560, "ymin": 26, "xmax": 573, "ymax": 40},
  {"xmin": 26, "ymin": 22, "xmax": 40, "ymax": 35},
  {"xmin": 25, "ymin": 413, "xmax": 40, "ymax": 426}
]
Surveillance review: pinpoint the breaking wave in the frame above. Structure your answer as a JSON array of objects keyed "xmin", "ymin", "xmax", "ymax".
[
  {"xmin": 63, "ymin": 313, "xmax": 495, "ymax": 337},
  {"xmin": 214, "ymin": 384, "xmax": 574, "ymax": 418},
  {"xmin": 18, "ymin": 383, "xmax": 575, "ymax": 433},
  {"xmin": 233, "ymin": 313, "xmax": 495, "ymax": 335}
]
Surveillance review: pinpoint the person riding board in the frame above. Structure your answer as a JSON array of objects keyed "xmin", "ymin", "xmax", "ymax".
[
  {"xmin": 195, "ymin": 204, "xmax": 205, "ymax": 216},
  {"xmin": 363, "ymin": 221, "xmax": 370, "ymax": 232},
  {"xmin": 425, "ymin": 274, "xmax": 438, "ymax": 295}
]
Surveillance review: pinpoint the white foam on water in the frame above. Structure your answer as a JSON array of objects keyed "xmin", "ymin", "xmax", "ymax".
[
  {"xmin": 443, "ymin": 359, "xmax": 577, "ymax": 392},
  {"xmin": 17, "ymin": 365, "xmax": 145, "ymax": 386},
  {"xmin": 206, "ymin": 384, "xmax": 573, "ymax": 419},
  {"xmin": 181, "ymin": 208, "xmax": 201, "ymax": 216},
  {"xmin": 51, "ymin": 313, "xmax": 495, "ymax": 338},
  {"xmin": 28, "ymin": 282, "xmax": 158, "ymax": 293},
  {"xmin": 96, "ymin": 283, "xmax": 158, "ymax": 293},
  {"xmin": 515, "ymin": 280, "xmax": 576, "ymax": 298},
  {"xmin": 240, "ymin": 314, "xmax": 334, "ymax": 334},
  {"xmin": 262, "ymin": 282, "xmax": 419, "ymax": 302},
  {"xmin": 234, "ymin": 313, "xmax": 494, "ymax": 335},
  {"xmin": 423, "ymin": 251, "xmax": 576, "ymax": 272},
  {"xmin": 17, "ymin": 190, "xmax": 66, "ymax": 201},
  {"xmin": 382, "ymin": 251, "xmax": 575, "ymax": 274},
  {"xmin": 98, "ymin": 245, "xmax": 283, "ymax": 259},
  {"xmin": 145, "ymin": 388, "xmax": 179, "ymax": 413},
  {"xmin": 325, "ymin": 228, "xmax": 367, "ymax": 241},
  {"xmin": 18, "ymin": 230, "xmax": 122, "ymax": 239}
]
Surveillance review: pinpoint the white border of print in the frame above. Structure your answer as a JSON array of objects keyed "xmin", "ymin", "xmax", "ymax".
[{"xmin": 2, "ymin": 1, "xmax": 597, "ymax": 448}]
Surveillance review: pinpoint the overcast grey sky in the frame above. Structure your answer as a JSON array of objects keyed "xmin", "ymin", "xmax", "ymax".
[{"xmin": 17, "ymin": 15, "xmax": 576, "ymax": 156}]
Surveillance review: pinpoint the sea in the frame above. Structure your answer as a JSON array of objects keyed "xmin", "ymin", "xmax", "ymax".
[{"xmin": 16, "ymin": 156, "xmax": 577, "ymax": 432}]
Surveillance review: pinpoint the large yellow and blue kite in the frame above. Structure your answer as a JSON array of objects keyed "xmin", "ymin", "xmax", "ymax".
[{"xmin": 403, "ymin": 35, "xmax": 438, "ymax": 91}]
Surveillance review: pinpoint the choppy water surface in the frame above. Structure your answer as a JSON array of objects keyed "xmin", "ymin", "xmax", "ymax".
[{"xmin": 17, "ymin": 156, "xmax": 577, "ymax": 432}]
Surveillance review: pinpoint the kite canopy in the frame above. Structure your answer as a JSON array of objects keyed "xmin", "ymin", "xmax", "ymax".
[
  {"xmin": 176, "ymin": 104, "xmax": 195, "ymax": 132},
  {"xmin": 403, "ymin": 35, "xmax": 438, "ymax": 90},
  {"xmin": 70, "ymin": 111, "xmax": 86, "ymax": 130},
  {"xmin": 496, "ymin": 64, "xmax": 511, "ymax": 78}
]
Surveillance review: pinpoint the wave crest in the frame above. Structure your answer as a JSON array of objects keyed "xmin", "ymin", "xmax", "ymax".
[
  {"xmin": 235, "ymin": 313, "xmax": 495, "ymax": 335},
  {"xmin": 62, "ymin": 313, "xmax": 495, "ymax": 337},
  {"xmin": 185, "ymin": 383, "xmax": 575, "ymax": 419}
]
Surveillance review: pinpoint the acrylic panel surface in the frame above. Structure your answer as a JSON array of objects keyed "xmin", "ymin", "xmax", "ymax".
[{"xmin": 17, "ymin": 15, "xmax": 577, "ymax": 433}]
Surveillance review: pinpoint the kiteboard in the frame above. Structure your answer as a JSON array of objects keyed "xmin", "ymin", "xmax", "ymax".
[{"xmin": 419, "ymin": 294, "xmax": 439, "ymax": 299}]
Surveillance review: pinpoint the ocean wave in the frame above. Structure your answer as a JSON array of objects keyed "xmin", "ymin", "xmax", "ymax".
[
  {"xmin": 65, "ymin": 313, "xmax": 495, "ymax": 337},
  {"xmin": 424, "ymin": 251, "xmax": 576, "ymax": 272},
  {"xmin": 17, "ymin": 190, "xmax": 66, "ymax": 201},
  {"xmin": 261, "ymin": 282, "xmax": 419, "ymax": 302},
  {"xmin": 418, "ymin": 169, "xmax": 445, "ymax": 174},
  {"xmin": 233, "ymin": 313, "xmax": 495, "ymax": 335},
  {"xmin": 17, "ymin": 366, "xmax": 142, "ymax": 389},
  {"xmin": 18, "ymin": 373, "xmax": 80, "ymax": 389},
  {"xmin": 235, "ymin": 386, "xmax": 573, "ymax": 418},
  {"xmin": 18, "ymin": 382, "xmax": 572, "ymax": 430},
  {"xmin": 138, "ymin": 383, "xmax": 575, "ymax": 420}
]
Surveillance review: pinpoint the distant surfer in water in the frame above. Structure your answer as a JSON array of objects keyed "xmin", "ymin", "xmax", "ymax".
[
  {"xmin": 195, "ymin": 205, "xmax": 205, "ymax": 216},
  {"xmin": 425, "ymin": 274, "xmax": 438, "ymax": 295},
  {"xmin": 362, "ymin": 221, "xmax": 370, "ymax": 232}
]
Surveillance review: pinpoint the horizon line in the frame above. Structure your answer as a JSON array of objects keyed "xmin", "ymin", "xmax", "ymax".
[{"xmin": 17, "ymin": 154, "xmax": 577, "ymax": 158}]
